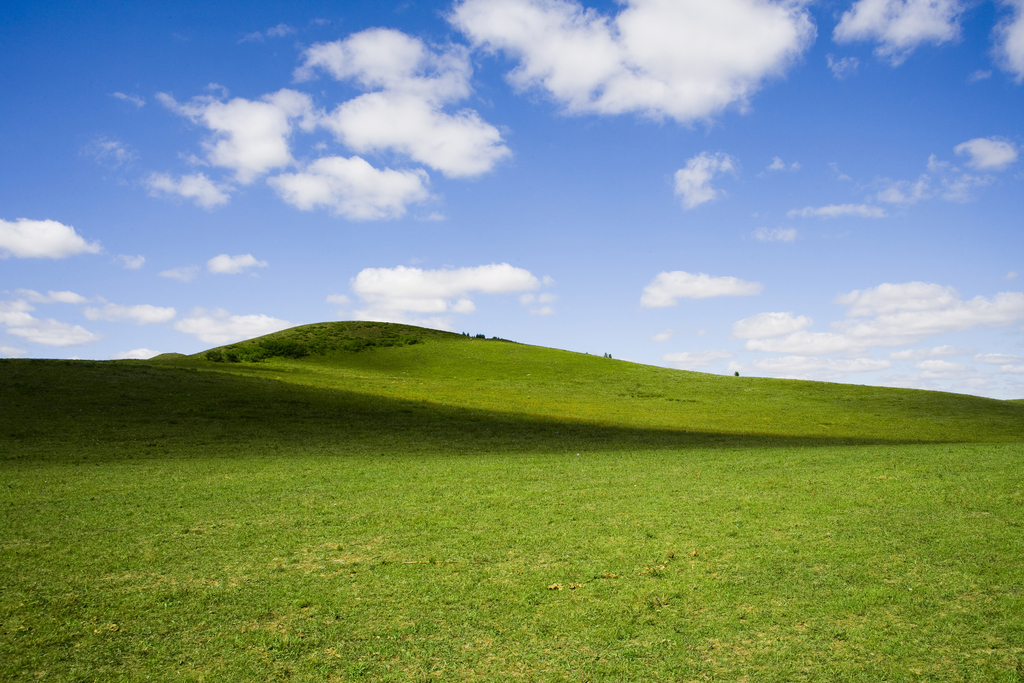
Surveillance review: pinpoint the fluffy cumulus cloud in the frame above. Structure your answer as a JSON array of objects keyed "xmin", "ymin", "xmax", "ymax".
[
  {"xmin": 112, "ymin": 348, "xmax": 161, "ymax": 360},
  {"xmin": 674, "ymin": 152, "xmax": 736, "ymax": 209},
  {"xmin": 0, "ymin": 298, "xmax": 99, "ymax": 347},
  {"xmin": 876, "ymin": 175, "xmax": 931, "ymax": 205},
  {"xmin": 144, "ymin": 172, "xmax": 231, "ymax": 209},
  {"xmin": 641, "ymin": 271, "xmax": 762, "ymax": 308},
  {"xmin": 745, "ymin": 355, "xmax": 891, "ymax": 379},
  {"xmin": 953, "ymin": 137, "xmax": 1019, "ymax": 170},
  {"xmin": 207, "ymin": 253, "xmax": 268, "ymax": 274},
  {"xmin": 975, "ymin": 352, "xmax": 1021, "ymax": 365},
  {"xmin": 158, "ymin": 89, "xmax": 317, "ymax": 183},
  {"xmin": 17, "ymin": 289, "xmax": 89, "ymax": 304},
  {"xmin": 159, "ymin": 266, "xmax": 200, "ymax": 282},
  {"xmin": 270, "ymin": 156, "xmax": 431, "ymax": 220},
  {"xmin": 914, "ymin": 359, "xmax": 977, "ymax": 379},
  {"xmin": 833, "ymin": 0, "xmax": 966, "ymax": 65},
  {"xmin": 84, "ymin": 303, "xmax": 177, "ymax": 325},
  {"xmin": 351, "ymin": 263, "xmax": 540, "ymax": 326},
  {"xmin": 732, "ymin": 311, "xmax": 812, "ymax": 339},
  {"xmin": 743, "ymin": 281, "xmax": 1024, "ymax": 355},
  {"xmin": 520, "ymin": 292, "xmax": 557, "ymax": 315},
  {"xmin": 0, "ymin": 344, "xmax": 27, "ymax": 358},
  {"xmin": 174, "ymin": 308, "xmax": 292, "ymax": 345},
  {"xmin": 766, "ymin": 156, "xmax": 799, "ymax": 171},
  {"xmin": 787, "ymin": 204, "xmax": 886, "ymax": 218},
  {"xmin": 890, "ymin": 345, "xmax": 973, "ymax": 360},
  {"xmin": 0, "ymin": 219, "xmax": 102, "ymax": 259},
  {"xmin": 875, "ymin": 140, "xmax": 1018, "ymax": 206},
  {"xmin": 297, "ymin": 28, "xmax": 509, "ymax": 178},
  {"xmin": 753, "ymin": 227, "xmax": 796, "ymax": 242},
  {"xmin": 995, "ymin": 0, "xmax": 1024, "ymax": 81},
  {"xmin": 662, "ymin": 350, "xmax": 733, "ymax": 370},
  {"xmin": 451, "ymin": 0, "xmax": 815, "ymax": 122},
  {"xmin": 115, "ymin": 254, "xmax": 146, "ymax": 269}
]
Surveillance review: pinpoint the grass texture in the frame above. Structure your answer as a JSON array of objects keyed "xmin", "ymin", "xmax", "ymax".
[{"xmin": 2, "ymin": 322, "xmax": 1023, "ymax": 681}]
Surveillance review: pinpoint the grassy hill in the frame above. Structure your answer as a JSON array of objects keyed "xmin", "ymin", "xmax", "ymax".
[
  {"xmin": 175, "ymin": 320, "xmax": 1024, "ymax": 445},
  {"xmin": 2, "ymin": 322, "xmax": 1023, "ymax": 681}
]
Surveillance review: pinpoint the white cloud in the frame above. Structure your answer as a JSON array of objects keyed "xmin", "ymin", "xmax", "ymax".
[
  {"xmin": 84, "ymin": 303, "xmax": 176, "ymax": 325},
  {"xmin": 158, "ymin": 89, "xmax": 317, "ymax": 183},
  {"xmin": 641, "ymin": 271, "xmax": 762, "ymax": 307},
  {"xmin": 663, "ymin": 350, "xmax": 733, "ymax": 370},
  {"xmin": 833, "ymin": 0, "xmax": 966, "ymax": 65},
  {"xmin": 174, "ymin": 308, "xmax": 292, "ymax": 345},
  {"xmin": 953, "ymin": 137, "xmax": 1018, "ymax": 171},
  {"xmin": 17, "ymin": 289, "xmax": 89, "ymax": 304},
  {"xmin": 112, "ymin": 92, "xmax": 145, "ymax": 107},
  {"xmin": 651, "ymin": 329, "xmax": 674, "ymax": 342},
  {"xmin": 1007, "ymin": 271, "xmax": 1019, "ymax": 280},
  {"xmin": 0, "ymin": 218, "xmax": 102, "ymax": 259},
  {"xmin": 787, "ymin": 204, "xmax": 887, "ymax": 218},
  {"xmin": 674, "ymin": 152, "xmax": 736, "ymax": 209},
  {"xmin": 994, "ymin": 0, "xmax": 1024, "ymax": 82},
  {"xmin": 451, "ymin": 0, "xmax": 815, "ymax": 122},
  {"xmin": 876, "ymin": 175, "xmax": 931, "ymax": 204},
  {"xmin": 269, "ymin": 156, "xmax": 431, "ymax": 220},
  {"xmin": 322, "ymin": 93, "xmax": 510, "ymax": 179},
  {"xmin": 144, "ymin": 172, "xmax": 231, "ymax": 209},
  {"xmin": 207, "ymin": 253, "xmax": 268, "ymax": 274},
  {"xmin": 115, "ymin": 254, "xmax": 146, "ymax": 269},
  {"xmin": 890, "ymin": 345, "xmax": 973, "ymax": 360},
  {"xmin": 351, "ymin": 263, "xmax": 540, "ymax": 324},
  {"xmin": 0, "ymin": 344, "xmax": 27, "ymax": 358},
  {"xmin": 519, "ymin": 292, "xmax": 556, "ymax": 305},
  {"xmin": 826, "ymin": 54, "xmax": 860, "ymax": 79},
  {"xmin": 915, "ymin": 359, "xmax": 975, "ymax": 379},
  {"xmin": 746, "ymin": 282, "xmax": 1024, "ymax": 355},
  {"xmin": 745, "ymin": 330, "xmax": 854, "ymax": 355},
  {"xmin": 0, "ymin": 299, "xmax": 100, "ymax": 347},
  {"xmin": 326, "ymin": 294, "xmax": 350, "ymax": 305},
  {"xmin": 766, "ymin": 156, "xmax": 799, "ymax": 171},
  {"xmin": 968, "ymin": 69, "xmax": 993, "ymax": 82},
  {"xmin": 240, "ymin": 23, "xmax": 295, "ymax": 43},
  {"xmin": 299, "ymin": 28, "xmax": 510, "ymax": 178},
  {"xmin": 940, "ymin": 171, "xmax": 993, "ymax": 202},
  {"xmin": 6, "ymin": 320, "xmax": 99, "ymax": 347},
  {"xmin": 999, "ymin": 364, "xmax": 1024, "ymax": 374},
  {"xmin": 159, "ymin": 266, "xmax": 199, "ymax": 282},
  {"xmin": 748, "ymin": 355, "xmax": 892, "ymax": 378},
  {"xmin": 266, "ymin": 23, "xmax": 295, "ymax": 38},
  {"xmin": 732, "ymin": 311, "xmax": 812, "ymax": 339},
  {"xmin": 83, "ymin": 137, "xmax": 138, "ymax": 168},
  {"xmin": 975, "ymin": 352, "xmax": 1021, "ymax": 364},
  {"xmin": 112, "ymin": 348, "xmax": 160, "ymax": 360},
  {"xmin": 753, "ymin": 227, "xmax": 796, "ymax": 242}
]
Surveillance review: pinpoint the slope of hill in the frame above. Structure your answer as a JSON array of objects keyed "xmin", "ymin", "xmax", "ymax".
[{"xmin": 161, "ymin": 320, "xmax": 1024, "ymax": 445}]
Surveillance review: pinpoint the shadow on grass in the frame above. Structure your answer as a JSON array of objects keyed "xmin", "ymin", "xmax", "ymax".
[{"xmin": 2, "ymin": 359, "xmax": 922, "ymax": 462}]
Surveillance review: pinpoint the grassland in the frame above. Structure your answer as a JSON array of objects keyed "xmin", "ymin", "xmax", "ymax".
[{"xmin": 2, "ymin": 322, "xmax": 1023, "ymax": 681}]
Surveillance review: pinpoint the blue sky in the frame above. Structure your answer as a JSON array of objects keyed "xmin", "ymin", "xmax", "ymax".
[{"xmin": 3, "ymin": 0, "xmax": 1023, "ymax": 398}]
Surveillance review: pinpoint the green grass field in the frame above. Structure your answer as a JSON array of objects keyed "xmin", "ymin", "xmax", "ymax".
[{"xmin": 2, "ymin": 322, "xmax": 1023, "ymax": 681}]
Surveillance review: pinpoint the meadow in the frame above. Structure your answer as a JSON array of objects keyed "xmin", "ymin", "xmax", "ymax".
[{"xmin": 2, "ymin": 322, "xmax": 1023, "ymax": 681}]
